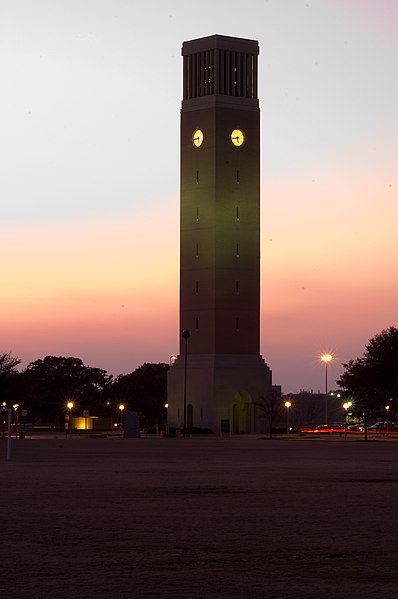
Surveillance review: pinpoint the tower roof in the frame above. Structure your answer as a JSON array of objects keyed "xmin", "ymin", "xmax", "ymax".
[{"xmin": 182, "ymin": 34, "xmax": 259, "ymax": 56}]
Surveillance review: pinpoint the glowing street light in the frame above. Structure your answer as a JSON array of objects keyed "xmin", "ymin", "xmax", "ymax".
[
  {"xmin": 119, "ymin": 404, "xmax": 125, "ymax": 432},
  {"xmin": 164, "ymin": 403, "xmax": 169, "ymax": 435},
  {"xmin": 343, "ymin": 401, "xmax": 352, "ymax": 440},
  {"xmin": 385, "ymin": 405, "xmax": 390, "ymax": 432},
  {"xmin": 320, "ymin": 353, "xmax": 333, "ymax": 424},
  {"xmin": 66, "ymin": 401, "xmax": 74, "ymax": 438},
  {"xmin": 284, "ymin": 401, "xmax": 292, "ymax": 435},
  {"xmin": 13, "ymin": 404, "xmax": 19, "ymax": 439}
]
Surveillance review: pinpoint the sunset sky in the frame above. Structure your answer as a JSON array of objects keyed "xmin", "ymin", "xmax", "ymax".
[{"xmin": 1, "ymin": 0, "xmax": 397, "ymax": 393}]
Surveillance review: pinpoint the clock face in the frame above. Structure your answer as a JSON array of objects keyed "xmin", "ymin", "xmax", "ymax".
[
  {"xmin": 231, "ymin": 129, "xmax": 245, "ymax": 147},
  {"xmin": 192, "ymin": 129, "xmax": 204, "ymax": 147}
]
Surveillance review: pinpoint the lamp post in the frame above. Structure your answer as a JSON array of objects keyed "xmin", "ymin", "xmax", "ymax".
[
  {"xmin": 284, "ymin": 401, "xmax": 291, "ymax": 435},
  {"xmin": 385, "ymin": 405, "xmax": 390, "ymax": 432},
  {"xmin": 320, "ymin": 354, "xmax": 333, "ymax": 424},
  {"xmin": 12, "ymin": 404, "xmax": 19, "ymax": 439},
  {"xmin": 119, "ymin": 404, "xmax": 125, "ymax": 433},
  {"xmin": 181, "ymin": 329, "xmax": 191, "ymax": 432},
  {"xmin": 164, "ymin": 403, "xmax": 169, "ymax": 434},
  {"xmin": 343, "ymin": 402, "xmax": 352, "ymax": 440},
  {"xmin": 66, "ymin": 401, "xmax": 74, "ymax": 438}
]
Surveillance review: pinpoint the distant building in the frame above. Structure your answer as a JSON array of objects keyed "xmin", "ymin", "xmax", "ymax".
[{"xmin": 167, "ymin": 35, "xmax": 273, "ymax": 434}]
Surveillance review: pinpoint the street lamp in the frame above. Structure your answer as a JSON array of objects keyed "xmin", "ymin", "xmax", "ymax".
[
  {"xmin": 66, "ymin": 401, "xmax": 74, "ymax": 438},
  {"xmin": 164, "ymin": 403, "xmax": 169, "ymax": 434},
  {"xmin": 284, "ymin": 401, "xmax": 292, "ymax": 435},
  {"xmin": 119, "ymin": 404, "xmax": 125, "ymax": 432},
  {"xmin": 320, "ymin": 353, "xmax": 333, "ymax": 424},
  {"xmin": 181, "ymin": 329, "xmax": 191, "ymax": 431},
  {"xmin": 343, "ymin": 402, "xmax": 352, "ymax": 440},
  {"xmin": 385, "ymin": 405, "xmax": 390, "ymax": 432},
  {"xmin": 12, "ymin": 404, "xmax": 19, "ymax": 439}
]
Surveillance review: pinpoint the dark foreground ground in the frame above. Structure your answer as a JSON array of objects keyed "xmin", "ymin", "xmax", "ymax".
[{"xmin": 1, "ymin": 435, "xmax": 398, "ymax": 598}]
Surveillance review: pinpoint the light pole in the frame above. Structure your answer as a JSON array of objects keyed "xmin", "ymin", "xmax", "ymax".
[
  {"xmin": 164, "ymin": 403, "xmax": 169, "ymax": 434},
  {"xmin": 182, "ymin": 329, "xmax": 190, "ymax": 432},
  {"xmin": 119, "ymin": 404, "xmax": 125, "ymax": 433},
  {"xmin": 385, "ymin": 405, "xmax": 390, "ymax": 432},
  {"xmin": 320, "ymin": 354, "xmax": 333, "ymax": 424},
  {"xmin": 12, "ymin": 404, "xmax": 19, "ymax": 439},
  {"xmin": 66, "ymin": 401, "xmax": 74, "ymax": 438},
  {"xmin": 343, "ymin": 402, "xmax": 352, "ymax": 440},
  {"xmin": 284, "ymin": 401, "xmax": 291, "ymax": 435}
]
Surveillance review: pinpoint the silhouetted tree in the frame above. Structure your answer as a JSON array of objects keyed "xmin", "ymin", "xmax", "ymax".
[
  {"xmin": 107, "ymin": 363, "xmax": 168, "ymax": 427},
  {"xmin": 23, "ymin": 356, "xmax": 111, "ymax": 425},
  {"xmin": 256, "ymin": 388, "xmax": 282, "ymax": 438},
  {"xmin": 0, "ymin": 352, "xmax": 21, "ymax": 377},
  {"xmin": 338, "ymin": 327, "xmax": 398, "ymax": 439},
  {"xmin": 0, "ymin": 352, "xmax": 21, "ymax": 404}
]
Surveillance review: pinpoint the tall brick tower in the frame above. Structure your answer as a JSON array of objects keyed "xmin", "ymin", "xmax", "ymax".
[{"xmin": 167, "ymin": 34, "xmax": 272, "ymax": 434}]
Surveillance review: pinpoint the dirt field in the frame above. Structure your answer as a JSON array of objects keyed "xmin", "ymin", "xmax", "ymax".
[{"xmin": 1, "ymin": 435, "xmax": 398, "ymax": 598}]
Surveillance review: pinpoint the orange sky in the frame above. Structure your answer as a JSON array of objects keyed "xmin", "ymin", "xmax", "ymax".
[
  {"xmin": 2, "ymin": 159, "xmax": 397, "ymax": 392},
  {"xmin": 1, "ymin": 0, "xmax": 397, "ymax": 392}
]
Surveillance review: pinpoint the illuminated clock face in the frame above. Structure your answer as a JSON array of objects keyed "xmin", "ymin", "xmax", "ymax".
[
  {"xmin": 231, "ymin": 129, "xmax": 245, "ymax": 147},
  {"xmin": 192, "ymin": 129, "xmax": 204, "ymax": 147}
]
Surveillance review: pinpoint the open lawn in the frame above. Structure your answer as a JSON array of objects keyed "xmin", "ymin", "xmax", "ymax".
[{"xmin": 1, "ymin": 435, "xmax": 398, "ymax": 598}]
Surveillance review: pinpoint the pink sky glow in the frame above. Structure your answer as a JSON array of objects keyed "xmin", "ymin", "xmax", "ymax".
[{"xmin": 1, "ymin": 0, "xmax": 397, "ymax": 393}]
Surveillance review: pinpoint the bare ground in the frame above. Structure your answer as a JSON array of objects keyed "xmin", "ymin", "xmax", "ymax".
[{"xmin": 1, "ymin": 435, "xmax": 398, "ymax": 598}]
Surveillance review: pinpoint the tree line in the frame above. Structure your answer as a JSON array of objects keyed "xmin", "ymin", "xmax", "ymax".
[
  {"xmin": 0, "ymin": 353, "xmax": 168, "ymax": 428},
  {"xmin": 258, "ymin": 327, "xmax": 398, "ymax": 438},
  {"xmin": 1, "ymin": 326, "xmax": 397, "ymax": 434}
]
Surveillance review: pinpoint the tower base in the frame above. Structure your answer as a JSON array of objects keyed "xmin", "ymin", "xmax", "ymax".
[{"xmin": 167, "ymin": 354, "xmax": 272, "ymax": 434}]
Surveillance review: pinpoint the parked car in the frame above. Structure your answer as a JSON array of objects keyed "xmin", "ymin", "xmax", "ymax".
[
  {"xmin": 347, "ymin": 423, "xmax": 365, "ymax": 432},
  {"xmin": 368, "ymin": 421, "xmax": 398, "ymax": 432}
]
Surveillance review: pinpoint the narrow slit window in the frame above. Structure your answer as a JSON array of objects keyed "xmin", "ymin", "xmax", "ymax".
[
  {"xmin": 236, "ymin": 317, "xmax": 240, "ymax": 330},
  {"xmin": 236, "ymin": 243, "xmax": 239, "ymax": 257},
  {"xmin": 196, "ymin": 207, "xmax": 199, "ymax": 220},
  {"xmin": 196, "ymin": 280, "xmax": 199, "ymax": 293},
  {"xmin": 196, "ymin": 170, "xmax": 199, "ymax": 183},
  {"xmin": 196, "ymin": 243, "xmax": 199, "ymax": 257},
  {"xmin": 236, "ymin": 280, "xmax": 239, "ymax": 294},
  {"xmin": 236, "ymin": 170, "xmax": 240, "ymax": 183},
  {"xmin": 177, "ymin": 408, "xmax": 180, "ymax": 418},
  {"xmin": 236, "ymin": 206, "xmax": 239, "ymax": 220},
  {"xmin": 200, "ymin": 408, "xmax": 203, "ymax": 419},
  {"xmin": 195, "ymin": 317, "xmax": 199, "ymax": 330}
]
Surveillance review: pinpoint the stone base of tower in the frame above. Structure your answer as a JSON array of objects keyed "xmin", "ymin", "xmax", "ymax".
[{"xmin": 167, "ymin": 354, "xmax": 272, "ymax": 434}]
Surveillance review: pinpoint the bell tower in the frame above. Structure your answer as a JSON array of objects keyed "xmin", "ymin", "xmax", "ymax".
[{"xmin": 167, "ymin": 35, "xmax": 272, "ymax": 434}]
